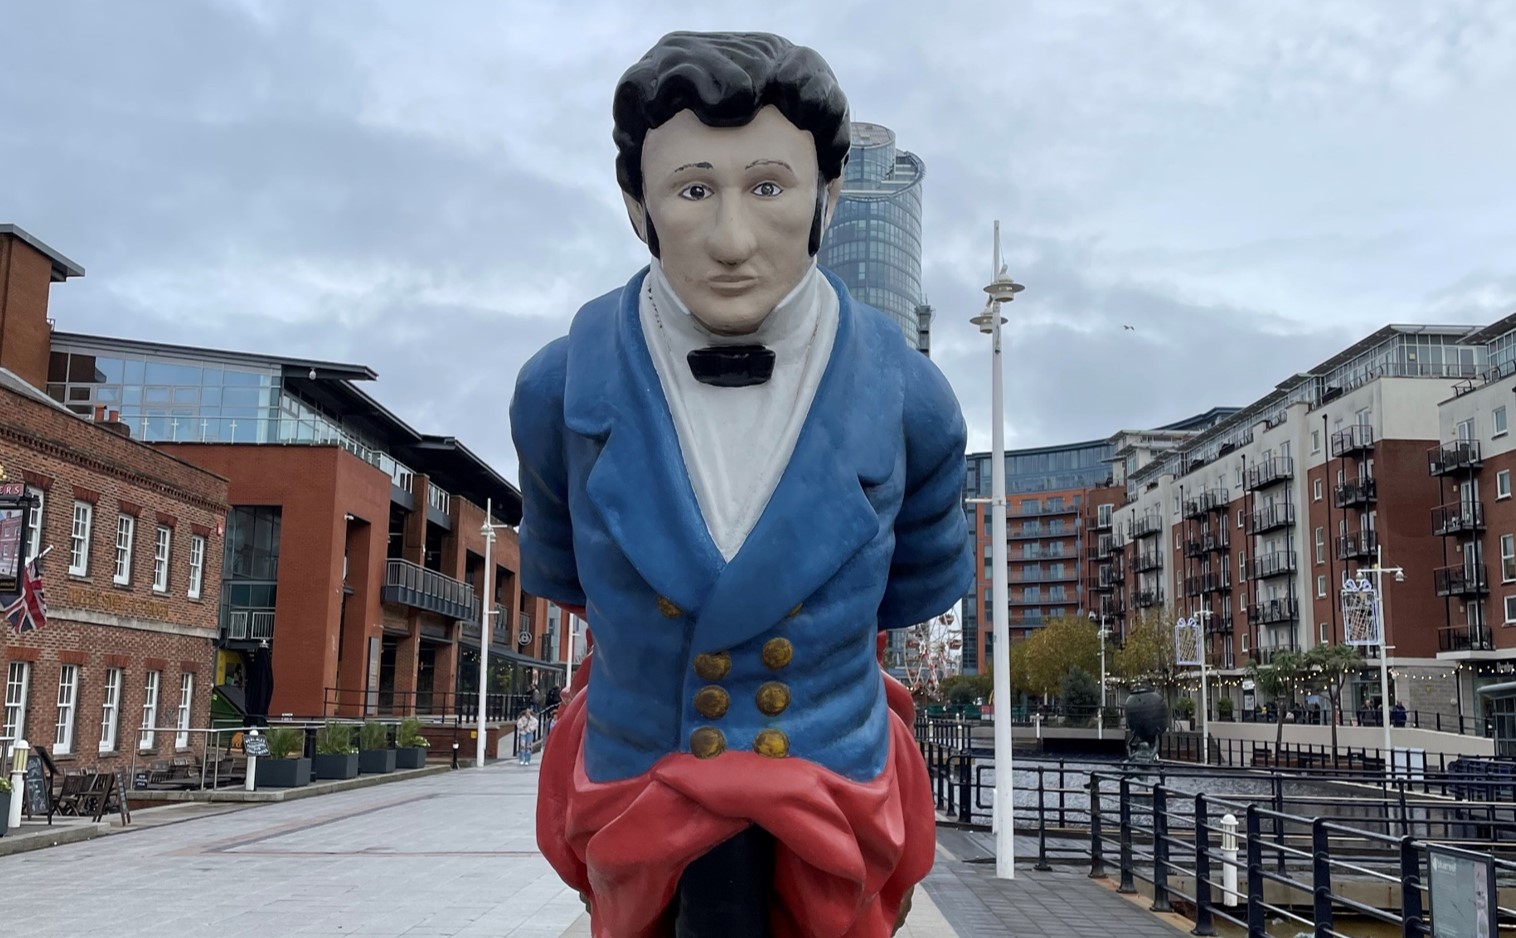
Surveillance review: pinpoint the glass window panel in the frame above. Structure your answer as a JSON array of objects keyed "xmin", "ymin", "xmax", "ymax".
[
  {"xmin": 173, "ymin": 387, "xmax": 199, "ymax": 404},
  {"xmin": 123, "ymin": 359, "xmax": 145, "ymax": 383},
  {"xmin": 145, "ymin": 361, "xmax": 201, "ymax": 384},
  {"xmin": 144, "ymin": 386, "xmax": 171, "ymax": 402}
]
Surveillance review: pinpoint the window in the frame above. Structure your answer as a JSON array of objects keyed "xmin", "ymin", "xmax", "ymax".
[
  {"xmin": 113, "ymin": 513, "xmax": 135, "ymax": 585},
  {"xmin": 1315, "ymin": 527, "xmax": 1325, "ymax": 565},
  {"xmin": 188, "ymin": 535, "xmax": 206, "ymax": 599},
  {"xmin": 1237, "ymin": 509, "xmax": 1244, "ymax": 529},
  {"xmin": 1317, "ymin": 575, "xmax": 1327, "ymax": 598},
  {"xmin": 1502, "ymin": 535, "xmax": 1515, "ymax": 583},
  {"xmin": 1311, "ymin": 430, "xmax": 1321, "ymax": 453},
  {"xmin": 69, "ymin": 501, "xmax": 93, "ymax": 575},
  {"xmin": 99, "ymin": 668, "xmax": 122, "ymax": 752},
  {"xmin": 3, "ymin": 661, "xmax": 30, "ymax": 742},
  {"xmin": 1496, "ymin": 406, "xmax": 1509, "ymax": 437},
  {"xmin": 153, "ymin": 526, "xmax": 172, "ymax": 592},
  {"xmin": 24, "ymin": 487, "xmax": 43, "ymax": 561},
  {"xmin": 1500, "ymin": 471, "xmax": 1512, "ymax": 500},
  {"xmin": 175, "ymin": 673, "xmax": 194, "ymax": 748},
  {"xmin": 54, "ymin": 665, "xmax": 78, "ymax": 755},
  {"xmin": 140, "ymin": 671, "xmax": 160, "ymax": 750},
  {"xmin": 1241, "ymin": 633, "xmax": 1249, "ymax": 654},
  {"xmin": 1313, "ymin": 479, "xmax": 1323, "ymax": 501},
  {"xmin": 1506, "ymin": 595, "xmax": 1516, "ymax": 625},
  {"xmin": 1098, "ymin": 504, "xmax": 1112, "ymax": 526}
]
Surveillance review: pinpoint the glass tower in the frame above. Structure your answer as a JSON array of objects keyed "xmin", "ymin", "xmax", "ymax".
[{"xmin": 819, "ymin": 122, "xmax": 927, "ymax": 351}]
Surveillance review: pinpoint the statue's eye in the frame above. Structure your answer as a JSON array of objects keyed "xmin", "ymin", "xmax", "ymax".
[
  {"xmin": 679, "ymin": 184, "xmax": 712, "ymax": 201},
  {"xmin": 753, "ymin": 182, "xmax": 783, "ymax": 198}
]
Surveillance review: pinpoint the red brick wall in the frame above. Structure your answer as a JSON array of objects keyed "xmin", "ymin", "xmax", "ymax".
[
  {"xmin": 0, "ymin": 234, "xmax": 55, "ymax": 390},
  {"xmin": 0, "ymin": 381, "xmax": 228, "ymax": 775},
  {"xmin": 1481, "ymin": 448, "xmax": 1516, "ymax": 649},
  {"xmin": 1376, "ymin": 439, "xmax": 1454, "ymax": 659}
]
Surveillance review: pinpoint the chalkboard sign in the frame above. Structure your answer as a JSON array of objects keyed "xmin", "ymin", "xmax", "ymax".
[
  {"xmin": 22, "ymin": 750, "xmax": 50, "ymax": 819},
  {"xmin": 243, "ymin": 734, "xmax": 271, "ymax": 758},
  {"xmin": 113, "ymin": 769, "xmax": 131, "ymax": 826},
  {"xmin": 1429, "ymin": 844, "xmax": 1496, "ymax": 938}
]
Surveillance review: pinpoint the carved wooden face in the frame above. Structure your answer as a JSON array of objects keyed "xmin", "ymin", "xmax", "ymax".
[{"xmin": 626, "ymin": 106, "xmax": 841, "ymax": 335}]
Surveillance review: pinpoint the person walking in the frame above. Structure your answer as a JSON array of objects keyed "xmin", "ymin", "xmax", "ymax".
[{"xmin": 517, "ymin": 707, "xmax": 540, "ymax": 765}]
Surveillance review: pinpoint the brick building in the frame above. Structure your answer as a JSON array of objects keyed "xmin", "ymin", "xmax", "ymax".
[{"xmin": 1, "ymin": 226, "xmax": 230, "ymax": 775}]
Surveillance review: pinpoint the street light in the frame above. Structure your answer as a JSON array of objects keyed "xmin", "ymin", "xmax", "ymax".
[
  {"xmin": 478, "ymin": 496, "xmax": 513, "ymax": 770},
  {"xmin": 1194, "ymin": 608, "xmax": 1213, "ymax": 765},
  {"xmin": 1354, "ymin": 544, "xmax": 1405, "ymax": 761},
  {"xmin": 1088, "ymin": 610, "xmax": 1111, "ymax": 740},
  {"xmin": 970, "ymin": 220, "xmax": 1022, "ymax": 882}
]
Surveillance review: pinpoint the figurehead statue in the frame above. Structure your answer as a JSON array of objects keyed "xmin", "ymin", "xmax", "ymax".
[{"xmin": 512, "ymin": 31, "xmax": 973, "ymax": 937}]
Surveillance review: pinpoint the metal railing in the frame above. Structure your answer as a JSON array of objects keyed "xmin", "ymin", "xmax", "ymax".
[
  {"xmin": 1334, "ymin": 477, "xmax": 1377, "ymax": 507},
  {"xmin": 224, "ymin": 608, "xmax": 275, "ymax": 640},
  {"xmin": 1245, "ymin": 458, "xmax": 1293, "ymax": 492},
  {"xmin": 321, "ymin": 687, "xmax": 545, "ymax": 723},
  {"xmin": 1330, "ymin": 424, "xmax": 1375, "ymax": 457},
  {"xmin": 1434, "ymin": 563, "xmax": 1489, "ymax": 597},
  {"xmin": 1431, "ymin": 500, "xmax": 1484, "ymax": 537},
  {"xmin": 381, "ymin": 558, "xmax": 476, "ymax": 620},
  {"xmin": 1429, "ymin": 440, "xmax": 1482, "ymax": 476},
  {"xmin": 1336, "ymin": 531, "xmax": 1377, "ymax": 561},
  {"xmin": 1246, "ymin": 503, "xmax": 1295, "ymax": 534}
]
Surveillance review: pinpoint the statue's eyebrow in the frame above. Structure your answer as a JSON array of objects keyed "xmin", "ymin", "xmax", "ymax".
[
  {"xmin": 671, "ymin": 162, "xmax": 714, "ymax": 174},
  {"xmin": 746, "ymin": 159, "xmax": 793, "ymax": 171}
]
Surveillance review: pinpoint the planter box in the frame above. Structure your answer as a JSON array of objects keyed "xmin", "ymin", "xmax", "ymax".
[
  {"xmin": 312, "ymin": 753, "xmax": 360, "ymax": 780},
  {"xmin": 256, "ymin": 757, "xmax": 312, "ymax": 788},
  {"xmin": 359, "ymin": 749, "xmax": 396, "ymax": 774},
  {"xmin": 395, "ymin": 747, "xmax": 428, "ymax": 770},
  {"xmin": 0, "ymin": 791, "xmax": 10, "ymax": 836}
]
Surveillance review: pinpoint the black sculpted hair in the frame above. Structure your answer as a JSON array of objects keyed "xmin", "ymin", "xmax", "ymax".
[{"xmin": 613, "ymin": 32, "xmax": 851, "ymax": 256}]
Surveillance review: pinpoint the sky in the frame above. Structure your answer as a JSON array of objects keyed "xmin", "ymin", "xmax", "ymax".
[{"xmin": 4, "ymin": 0, "xmax": 1515, "ymax": 480}]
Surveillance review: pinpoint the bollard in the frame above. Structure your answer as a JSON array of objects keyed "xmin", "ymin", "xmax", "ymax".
[
  {"xmin": 451, "ymin": 739, "xmax": 460, "ymax": 770},
  {"xmin": 7, "ymin": 739, "xmax": 29, "ymax": 831},
  {"xmin": 244, "ymin": 728, "xmax": 260, "ymax": 792},
  {"xmin": 1399, "ymin": 835, "xmax": 1424, "ymax": 938},
  {"xmin": 1220, "ymin": 812, "xmax": 1239, "ymax": 908},
  {"xmin": 1246, "ymin": 807, "xmax": 1265, "ymax": 938}
]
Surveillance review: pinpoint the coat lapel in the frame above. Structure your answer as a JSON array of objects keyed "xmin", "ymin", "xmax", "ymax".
[
  {"xmin": 693, "ymin": 270, "xmax": 897, "ymax": 650},
  {"xmin": 563, "ymin": 269, "xmax": 723, "ymax": 616}
]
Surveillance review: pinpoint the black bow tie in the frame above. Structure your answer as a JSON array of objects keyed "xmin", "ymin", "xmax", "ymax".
[{"xmin": 687, "ymin": 345, "xmax": 775, "ymax": 388}]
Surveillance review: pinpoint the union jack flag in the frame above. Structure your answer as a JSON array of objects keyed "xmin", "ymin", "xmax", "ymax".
[{"xmin": 2, "ymin": 557, "xmax": 47, "ymax": 633}]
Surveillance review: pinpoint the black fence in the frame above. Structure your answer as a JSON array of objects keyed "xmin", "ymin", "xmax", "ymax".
[{"xmin": 321, "ymin": 687, "xmax": 546, "ymax": 724}]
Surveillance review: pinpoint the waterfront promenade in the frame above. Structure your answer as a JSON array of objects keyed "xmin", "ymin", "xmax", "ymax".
[{"xmin": 0, "ymin": 760, "xmax": 1182, "ymax": 937}]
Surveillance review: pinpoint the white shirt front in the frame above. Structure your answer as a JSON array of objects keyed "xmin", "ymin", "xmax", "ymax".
[{"xmin": 639, "ymin": 262, "xmax": 839, "ymax": 561}]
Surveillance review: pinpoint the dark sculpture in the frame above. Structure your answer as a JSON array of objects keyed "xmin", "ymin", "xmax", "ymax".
[{"xmin": 1124, "ymin": 685, "xmax": 1168, "ymax": 764}]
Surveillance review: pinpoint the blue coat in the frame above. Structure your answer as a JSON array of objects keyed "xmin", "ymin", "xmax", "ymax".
[{"xmin": 510, "ymin": 267, "xmax": 972, "ymax": 784}]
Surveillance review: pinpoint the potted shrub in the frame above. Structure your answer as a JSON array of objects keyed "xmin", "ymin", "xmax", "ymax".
[
  {"xmin": 255, "ymin": 726, "xmax": 311, "ymax": 788},
  {"xmin": 0, "ymin": 776, "xmax": 11, "ymax": 837},
  {"xmin": 395, "ymin": 717, "xmax": 430, "ymax": 770},
  {"xmin": 312, "ymin": 721, "xmax": 359, "ymax": 780},
  {"xmin": 1174, "ymin": 697, "xmax": 1196, "ymax": 731},
  {"xmin": 358, "ymin": 721, "xmax": 396, "ymax": 774},
  {"xmin": 1216, "ymin": 696, "xmax": 1235, "ymax": 723}
]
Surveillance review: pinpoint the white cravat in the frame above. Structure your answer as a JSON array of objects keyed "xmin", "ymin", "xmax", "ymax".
[{"xmin": 639, "ymin": 262, "xmax": 838, "ymax": 561}]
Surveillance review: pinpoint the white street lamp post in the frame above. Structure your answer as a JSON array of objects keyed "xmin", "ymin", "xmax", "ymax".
[
  {"xmin": 1362, "ymin": 544, "xmax": 1403, "ymax": 761},
  {"xmin": 478, "ymin": 497, "xmax": 512, "ymax": 770},
  {"xmin": 1088, "ymin": 611, "xmax": 1110, "ymax": 741},
  {"xmin": 1194, "ymin": 609, "xmax": 1212, "ymax": 765},
  {"xmin": 971, "ymin": 220, "xmax": 1023, "ymax": 881}
]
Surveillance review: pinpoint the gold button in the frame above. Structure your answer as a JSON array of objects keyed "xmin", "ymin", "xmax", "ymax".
[
  {"xmin": 691, "ymin": 727, "xmax": 726, "ymax": 759},
  {"xmin": 694, "ymin": 686, "xmax": 730, "ymax": 719},
  {"xmin": 761, "ymin": 637, "xmax": 793, "ymax": 670},
  {"xmin": 753, "ymin": 728, "xmax": 789, "ymax": 759},
  {"xmin": 693, "ymin": 651, "xmax": 731, "ymax": 681},
  {"xmin": 756, "ymin": 682, "xmax": 790, "ymax": 716},
  {"xmin": 657, "ymin": 596, "xmax": 682, "ymax": 618},
  {"xmin": 787, "ymin": 603, "xmax": 803, "ymax": 618}
]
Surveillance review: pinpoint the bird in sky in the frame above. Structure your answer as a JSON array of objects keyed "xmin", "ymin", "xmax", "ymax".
[{"xmin": 1123, "ymin": 325, "xmax": 1135, "ymax": 331}]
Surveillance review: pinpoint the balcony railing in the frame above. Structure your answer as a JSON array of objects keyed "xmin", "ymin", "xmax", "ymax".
[
  {"xmin": 1204, "ymin": 614, "xmax": 1233, "ymax": 634},
  {"xmin": 427, "ymin": 481, "xmax": 451, "ymax": 515},
  {"xmin": 1183, "ymin": 488, "xmax": 1231, "ymax": 519},
  {"xmin": 1133, "ymin": 552, "xmax": 1163, "ymax": 573},
  {"xmin": 1438, "ymin": 625, "xmax": 1494, "ymax": 653},
  {"xmin": 1335, "ymin": 531, "xmax": 1377, "ymax": 561},
  {"xmin": 1330, "ymin": 424, "xmax": 1374, "ymax": 457},
  {"xmin": 1010, "ymin": 502, "xmax": 1079, "ymax": 518},
  {"xmin": 381, "ymin": 559, "xmax": 477, "ymax": 621},
  {"xmin": 1134, "ymin": 589, "xmax": 1164, "ymax": 608},
  {"xmin": 1008, "ymin": 593, "xmax": 1072, "ymax": 606},
  {"xmin": 1184, "ymin": 533, "xmax": 1230, "ymax": 557},
  {"xmin": 1251, "ymin": 640, "xmax": 1302, "ymax": 664},
  {"xmin": 224, "ymin": 608, "xmax": 275, "ymax": 641},
  {"xmin": 1333, "ymin": 477, "xmax": 1377, "ymax": 508},
  {"xmin": 1091, "ymin": 514, "xmax": 1114, "ymax": 532},
  {"xmin": 1099, "ymin": 597, "xmax": 1125, "ymax": 617},
  {"xmin": 1086, "ymin": 541, "xmax": 1115, "ymax": 560},
  {"xmin": 1245, "ymin": 503, "xmax": 1295, "ymax": 534},
  {"xmin": 1248, "ymin": 598, "xmax": 1300, "ymax": 625},
  {"xmin": 1245, "ymin": 458, "xmax": 1294, "ymax": 492},
  {"xmin": 1433, "ymin": 563, "xmax": 1488, "ymax": 597},
  {"xmin": 1009, "ymin": 523, "xmax": 1078, "ymax": 540},
  {"xmin": 1010, "ymin": 569, "xmax": 1080, "ymax": 584},
  {"xmin": 1428, "ymin": 440, "xmax": 1482, "ymax": 476},
  {"xmin": 1251, "ymin": 551, "xmax": 1298, "ymax": 579},
  {"xmin": 1431, "ymin": 501, "xmax": 1484, "ymax": 537},
  {"xmin": 1109, "ymin": 557, "xmax": 1125, "ymax": 582},
  {"xmin": 1130, "ymin": 514, "xmax": 1164, "ymax": 539},
  {"xmin": 1202, "ymin": 571, "xmax": 1232, "ymax": 593}
]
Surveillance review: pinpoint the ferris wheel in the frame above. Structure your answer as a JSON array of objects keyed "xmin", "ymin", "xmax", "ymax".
[{"xmin": 902, "ymin": 611, "xmax": 961, "ymax": 696}]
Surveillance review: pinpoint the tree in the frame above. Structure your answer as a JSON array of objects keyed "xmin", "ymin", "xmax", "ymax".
[
  {"xmin": 1113, "ymin": 606, "xmax": 1181, "ymax": 694},
  {"xmin": 1012, "ymin": 615, "xmax": 1102, "ymax": 699},
  {"xmin": 1059, "ymin": 667, "xmax": 1101, "ymax": 726},
  {"xmin": 1305, "ymin": 643, "xmax": 1365, "ymax": 761},
  {"xmin": 1248, "ymin": 649, "xmax": 1310, "ymax": 750}
]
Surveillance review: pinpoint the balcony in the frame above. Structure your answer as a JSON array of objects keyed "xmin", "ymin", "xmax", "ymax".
[
  {"xmin": 1252, "ymin": 641, "xmax": 1302, "ymax": 665},
  {"xmin": 1133, "ymin": 551, "xmax": 1163, "ymax": 573},
  {"xmin": 1202, "ymin": 571, "xmax": 1232, "ymax": 593},
  {"xmin": 1184, "ymin": 488, "xmax": 1231, "ymax": 519},
  {"xmin": 1438, "ymin": 625, "xmax": 1495, "ymax": 653},
  {"xmin": 1335, "ymin": 531, "xmax": 1377, "ymax": 561},
  {"xmin": 1330, "ymin": 425, "xmax": 1374, "ymax": 458},
  {"xmin": 1009, "ymin": 523, "xmax": 1078, "ymax": 540},
  {"xmin": 1431, "ymin": 501, "xmax": 1484, "ymax": 537},
  {"xmin": 1011, "ymin": 569, "xmax": 1080, "ymax": 584},
  {"xmin": 1246, "ymin": 503, "xmax": 1296, "ymax": 535},
  {"xmin": 1011, "ymin": 502, "xmax": 1079, "ymax": 518},
  {"xmin": 1208, "ymin": 650, "xmax": 1237, "ymax": 670},
  {"xmin": 1434, "ymin": 563, "xmax": 1489, "ymax": 597},
  {"xmin": 1134, "ymin": 589, "xmax": 1165, "ymax": 608},
  {"xmin": 1086, "ymin": 540, "xmax": 1115, "ymax": 561},
  {"xmin": 1248, "ymin": 598, "xmax": 1300, "ymax": 625},
  {"xmin": 224, "ymin": 608, "xmax": 275, "ymax": 641},
  {"xmin": 1184, "ymin": 575, "xmax": 1204, "ymax": 598},
  {"xmin": 1205, "ymin": 532, "xmax": 1231, "ymax": 554},
  {"xmin": 1204, "ymin": 614, "xmax": 1234, "ymax": 634},
  {"xmin": 1130, "ymin": 514, "xmax": 1164, "ymax": 540},
  {"xmin": 1099, "ymin": 597, "xmax": 1126, "ymax": 618},
  {"xmin": 1109, "ymin": 557, "xmax": 1126, "ymax": 582},
  {"xmin": 1008, "ymin": 593, "xmax": 1072, "ymax": 606},
  {"xmin": 1333, "ymin": 478, "xmax": 1377, "ymax": 508},
  {"xmin": 381, "ymin": 559, "xmax": 477, "ymax": 621},
  {"xmin": 1245, "ymin": 458, "xmax": 1294, "ymax": 492},
  {"xmin": 1091, "ymin": 514, "xmax": 1114, "ymax": 532},
  {"xmin": 1429, "ymin": 440, "xmax": 1482, "ymax": 476},
  {"xmin": 1251, "ymin": 551, "xmax": 1298, "ymax": 579}
]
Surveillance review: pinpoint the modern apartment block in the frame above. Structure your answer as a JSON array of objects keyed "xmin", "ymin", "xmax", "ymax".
[{"xmin": 1109, "ymin": 323, "xmax": 1507, "ymax": 722}]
